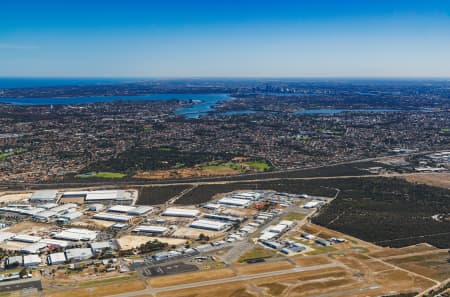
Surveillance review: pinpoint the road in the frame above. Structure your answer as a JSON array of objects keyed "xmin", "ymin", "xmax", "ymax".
[{"xmin": 109, "ymin": 262, "xmax": 342, "ymax": 297}]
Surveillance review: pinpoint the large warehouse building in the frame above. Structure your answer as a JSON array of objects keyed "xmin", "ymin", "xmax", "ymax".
[
  {"xmin": 217, "ymin": 197, "xmax": 251, "ymax": 208},
  {"xmin": 29, "ymin": 190, "xmax": 60, "ymax": 203},
  {"xmin": 190, "ymin": 219, "xmax": 229, "ymax": 231},
  {"xmin": 93, "ymin": 212, "xmax": 133, "ymax": 222},
  {"xmin": 52, "ymin": 228, "xmax": 98, "ymax": 241},
  {"xmin": 132, "ymin": 225, "xmax": 168, "ymax": 235},
  {"xmin": 162, "ymin": 208, "xmax": 200, "ymax": 218},
  {"xmin": 58, "ymin": 190, "xmax": 133, "ymax": 205}
]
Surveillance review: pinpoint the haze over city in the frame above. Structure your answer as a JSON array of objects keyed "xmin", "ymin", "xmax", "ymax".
[{"xmin": 1, "ymin": 0, "xmax": 450, "ymax": 77}]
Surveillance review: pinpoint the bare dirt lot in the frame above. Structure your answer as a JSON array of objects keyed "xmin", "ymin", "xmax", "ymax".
[
  {"xmin": 369, "ymin": 243, "xmax": 439, "ymax": 258},
  {"xmin": 234, "ymin": 260, "xmax": 294, "ymax": 275},
  {"xmin": 116, "ymin": 235, "xmax": 187, "ymax": 250},
  {"xmin": 0, "ymin": 192, "xmax": 32, "ymax": 203},
  {"xmin": 385, "ymin": 250, "xmax": 450, "ymax": 281},
  {"xmin": 45, "ymin": 279, "xmax": 146, "ymax": 297},
  {"xmin": 172, "ymin": 227, "xmax": 221, "ymax": 240},
  {"xmin": 149, "ymin": 268, "xmax": 236, "ymax": 288},
  {"xmin": 291, "ymin": 255, "xmax": 333, "ymax": 267},
  {"xmin": 155, "ymin": 281, "xmax": 256, "ymax": 297},
  {"xmin": 402, "ymin": 173, "xmax": 450, "ymax": 189},
  {"xmin": 134, "ymin": 166, "xmax": 239, "ymax": 180},
  {"xmin": 3, "ymin": 221, "xmax": 53, "ymax": 234}
]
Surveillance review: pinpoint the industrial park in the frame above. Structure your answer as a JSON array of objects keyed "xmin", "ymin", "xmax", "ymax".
[{"xmin": 0, "ymin": 180, "xmax": 448, "ymax": 297}]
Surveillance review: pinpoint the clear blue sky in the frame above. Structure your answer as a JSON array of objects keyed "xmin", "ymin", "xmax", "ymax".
[{"xmin": 1, "ymin": 0, "xmax": 450, "ymax": 78}]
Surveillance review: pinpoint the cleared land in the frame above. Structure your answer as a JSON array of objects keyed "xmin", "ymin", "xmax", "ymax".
[
  {"xmin": 402, "ymin": 173, "xmax": 450, "ymax": 189},
  {"xmin": 237, "ymin": 246, "xmax": 278, "ymax": 263},
  {"xmin": 292, "ymin": 255, "xmax": 333, "ymax": 267},
  {"xmin": 134, "ymin": 167, "xmax": 240, "ymax": 179},
  {"xmin": 385, "ymin": 250, "xmax": 450, "ymax": 281},
  {"xmin": 155, "ymin": 281, "xmax": 255, "ymax": 297},
  {"xmin": 0, "ymin": 192, "xmax": 32, "ymax": 203},
  {"xmin": 149, "ymin": 268, "xmax": 236, "ymax": 288},
  {"xmin": 45, "ymin": 279, "xmax": 146, "ymax": 297},
  {"xmin": 234, "ymin": 260, "xmax": 294, "ymax": 275},
  {"xmin": 116, "ymin": 235, "xmax": 186, "ymax": 250}
]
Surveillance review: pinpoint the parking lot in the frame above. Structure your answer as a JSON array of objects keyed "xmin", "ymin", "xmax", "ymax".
[{"xmin": 142, "ymin": 262, "xmax": 198, "ymax": 277}]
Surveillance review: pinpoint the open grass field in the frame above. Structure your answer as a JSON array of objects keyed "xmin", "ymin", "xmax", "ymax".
[
  {"xmin": 45, "ymin": 279, "xmax": 146, "ymax": 297},
  {"xmin": 234, "ymin": 260, "xmax": 294, "ymax": 275},
  {"xmin": 149, "ymin": 268, "xmax": 236, "ymax": 288},
  {"xmin": 0, "ymin": 149, "xmax": 26, "ymax": 161},
  {"xmin": 237, "ymin": 246, "xmax": 278, "ymax": 262},
  {"xmin": 244, "ymin": 160, "xmax": 271, "ymax": 171},
  {"xmin": 76, "ymin": 172, "xmax": 127, "ymax": 179}
]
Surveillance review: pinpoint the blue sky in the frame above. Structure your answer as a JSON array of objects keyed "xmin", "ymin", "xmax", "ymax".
[{"xmin": 1, "ymin": 0, "xmax": 450, "ymax": 78}]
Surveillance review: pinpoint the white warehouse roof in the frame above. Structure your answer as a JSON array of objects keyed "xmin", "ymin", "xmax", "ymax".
[
  {"xmin": 90, "ymin": 241, "xmax": 112, "ymax": 251},
  {"xmin": 190, "ymin": 219, "xmax": 229, "ymax": 231},
  {"xmin": 47, "ymin": 252, "xmax": 67, "ymax": 265},
  {"xmin": 217, "ymin": 197, "xmax": 251, "ymax": 207},
  {"xmin": 39, "ymin": 238, "xmax": 70, "ymax": 248},
  {"xmin": 51, "ymin": 203, "xmax": 78, "ymax": 213},
  {"xmin": 268, "ymin": 224, "xmax": 288, "ymax": 234},
  {"xmin": 33, "ymin": 210, "xmax": 58, "ymax": 219},
  {"xmin": 30, "ymin": 190, "xmax": 59, "ymax": 202},
  {"xmin": 162, "ymin": 208, "xmax": 200, "ymax": 217},
  {"xmin": 58, "ymin": 211, "xmax": 83, "ymax": 221},
  {"xmin": 65, "ymin": 248, "xmax": 93, "ymax": 261},
  {"xmin": 38, "ymin": 203, "xmax": 59, "ymax": 209},
  {"xmin": 0, "ymin": 231, "xmax": 15, "ymax": 242},
  {"xmin": 202, "ymin": 203, "xmax": 221, "ymax": 210},
  {"xmin": 23, "ymin": 254, "xmax": 41, "ymax": 266},
  {"xmin": 53, "ymin": 228, "xmax": 97, "ymax": 241},
  {"xmin": 93, "ymin": 212, "xmax": 133, "ymax": 222},
  {"xmin": 303, "ymin": 201, "xmax": 323, "ymax": 209},
  {"xmin": 12, "ymin": 234, "xmax": 41, "ymax": 243},
  {"xmin": 21, "ymin": 242, "xmax": 48, "ymax": 254},
  {"xmin": 133, "ymin": 225, "xmax": 168, "ymax": 234},
  {"xmin": 85, "ymin": 190, "xmax": 126, "ymax": 201},
  {"xmin": 108, "ymin": 205, "xmax": 136, "ymax": 213},
  {"xmin": 129, "ymin": 206, "xmax": 153, "ymax": 215}
]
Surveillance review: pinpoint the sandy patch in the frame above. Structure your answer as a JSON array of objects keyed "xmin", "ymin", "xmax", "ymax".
[
  {"xmin": 116, "ymin": 235, "xmax": 186, "ymax": 250},
  {"xmin": 150, "ymin": 268, "xmax": 236, "ymax": 288},
  {"xmin": 0, "ymin": 192, "xmax": 32, "ymax": 203},
  {"xmin": 234, "ymin": 260, "xmax": 294, "ymax": 275},
  {"xmin": 172, "ymin": 227, "xmax": 222, "ymax": 240}
]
